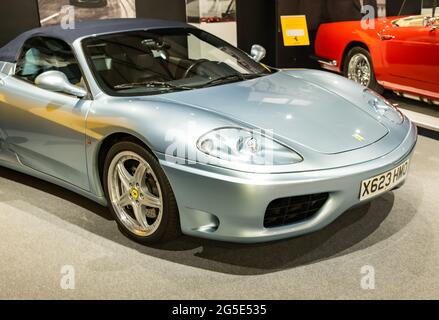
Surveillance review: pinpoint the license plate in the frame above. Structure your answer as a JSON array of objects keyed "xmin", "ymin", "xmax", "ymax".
[{"xmin": 360, "ymin": 160, "xmax": 410, "ymax": 201}]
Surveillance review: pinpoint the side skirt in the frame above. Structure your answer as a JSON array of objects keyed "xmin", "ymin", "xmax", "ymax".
[{"xmin": 0, "ymin": 159, "xmax": 108, "ymax": 206}]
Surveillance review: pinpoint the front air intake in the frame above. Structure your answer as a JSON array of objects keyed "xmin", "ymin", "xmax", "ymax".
[{"xmin": 264, "ymin": 193, "xmax": 329, "ymax": 228}]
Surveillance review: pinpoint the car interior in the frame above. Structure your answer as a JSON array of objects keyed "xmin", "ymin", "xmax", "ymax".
[
  {"xmin": 393, "ymin": 15, "xmax": 439, "ymax": 27},
  {"xmin": 84, "ymin": 31, "xmax": 248, "ymax": 92},
  {"xmin": 15, "ymin": 37, "xmax": 83, "ymax": 86}
]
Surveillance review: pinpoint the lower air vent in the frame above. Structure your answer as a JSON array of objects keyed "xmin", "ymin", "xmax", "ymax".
[{"xmin": 264, "ymin": 193, "xmax": 329, "ymax": 228}]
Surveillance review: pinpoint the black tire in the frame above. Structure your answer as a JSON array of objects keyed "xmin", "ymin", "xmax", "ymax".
[
  {"xmin": 103, "ymin": 140, "xmax": 181, "ymax": 244},
  {"xmin": 343, "ymin": 47, "xmax": 384, "ymax": 94}
]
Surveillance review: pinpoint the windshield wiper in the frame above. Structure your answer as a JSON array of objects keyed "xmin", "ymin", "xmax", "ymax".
[
  {"xmin": 203, "ymin": 74, "xmax": 245, "ymax": 86},
  {"xmin": 114, "ymin": 81, "xmax": 193, "ymax": 91},
  {"xmin": 199, "ymin": 73, "xmax": 269, "ymax": 88},
  {"xmin": 114, "ymin": 73, "xmax": 270, "ymax": 91}
]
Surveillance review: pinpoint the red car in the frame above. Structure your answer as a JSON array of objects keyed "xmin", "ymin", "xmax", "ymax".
[{"xmin": 314, "ymin": 12, "xmax": 439, "ymax": 104}]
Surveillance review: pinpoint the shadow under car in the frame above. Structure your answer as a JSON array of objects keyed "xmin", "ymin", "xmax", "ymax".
[{"xmin": 0, "ymin": 166, "xmax": 417, "ymax": 275}]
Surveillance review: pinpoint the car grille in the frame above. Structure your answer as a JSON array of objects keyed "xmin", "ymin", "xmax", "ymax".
[{"xmin": 264, "ymin": 193, "xmax": 329, "ymax": 228}]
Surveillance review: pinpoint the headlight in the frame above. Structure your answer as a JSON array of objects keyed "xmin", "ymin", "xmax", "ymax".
[
  {"xmin": 197, "ymin": 127, "xmax": 302, "ymax": 167},
  {"xmin": 364, "ymin": 89, "xmax": 404, "ymax": 124}
]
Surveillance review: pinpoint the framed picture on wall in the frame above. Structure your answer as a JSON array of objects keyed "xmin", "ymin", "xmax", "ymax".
[
  {"xmin": 186, "ymin": 0, "xmax": 238, "ymax": 45},
  {"xmin": 186, "ymin": 0, "xmax": 236, "ymax": 23},
  {"xmin": 38, "ymin": 0, "xmax": 136, "ymax": 26}
]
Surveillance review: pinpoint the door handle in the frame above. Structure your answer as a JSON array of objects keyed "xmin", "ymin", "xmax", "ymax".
[{"xmin": 380, "ymin": 34, "xmax": 395, "ymax": 41}]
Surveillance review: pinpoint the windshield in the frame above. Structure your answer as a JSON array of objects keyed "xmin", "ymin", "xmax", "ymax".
[
  {"xmin": 393, "ymin": 0, "xmax": 438, "ymax": 27},
  {"xmin": 82, "ymin": 28, "xmax": 271, "ymax": 96}
]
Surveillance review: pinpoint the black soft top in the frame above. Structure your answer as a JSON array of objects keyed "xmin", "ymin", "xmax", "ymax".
[{"xmin": 0, "ymin": 18, "xmax": 191, "ymax": 63}]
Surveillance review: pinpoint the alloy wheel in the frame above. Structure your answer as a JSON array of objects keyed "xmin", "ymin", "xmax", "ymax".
[
  {"xmin": 107, "ymin": 151, "xmax": 163, "ymax": 237},
  {"xmin": 347, "ymin": 53, "xmax": 372, "ymax": 87}
]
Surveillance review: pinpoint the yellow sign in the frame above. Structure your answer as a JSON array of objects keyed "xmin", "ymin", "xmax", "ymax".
[{"xmin": 280, "ymin": 15, "xmax": 310, "ymax": 46}]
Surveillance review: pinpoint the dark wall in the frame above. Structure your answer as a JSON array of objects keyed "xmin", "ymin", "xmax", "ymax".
[
  {"xmin": 386, "ymin": 0, "xmax": 421, "ymax": 16},
  {"xmin": 276, "ymin": 0, "xmax": 327, "ymax": 68},
  {"xmin": 325, "ymin": 0, "xmax": 361, "ymax": 22},
  {"xmin": 236, "ymin": 0, "xmax": 277, "ymax": 66},
  {"xmin": 237, "ymin": 0, "xmax": 329, "ymax": 68},
  {"xmin": 0, "ymin": 0, "xmax": 40, "ymax": 47},
  {"xmin": 135, "ymin": 0, "xmax": 187, "ymax": 21}
]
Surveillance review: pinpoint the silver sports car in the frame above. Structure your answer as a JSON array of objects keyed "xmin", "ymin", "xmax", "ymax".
[{"xmin": 0, "ymin": 19, "xmax": 417, "ymax": 244}]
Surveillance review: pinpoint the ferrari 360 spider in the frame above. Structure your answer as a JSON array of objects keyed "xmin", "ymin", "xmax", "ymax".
[{"xmin": 0, "ymin": 19, "xmax": 417, "ymax": 244}]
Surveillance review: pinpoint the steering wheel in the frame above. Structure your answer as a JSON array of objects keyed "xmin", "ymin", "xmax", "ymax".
[{"xmin": 182, "ymin": 59, "xmax": 209, "ymax": 79}]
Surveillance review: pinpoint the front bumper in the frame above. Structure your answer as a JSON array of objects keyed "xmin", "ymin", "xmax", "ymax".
[{"xmin": 160, "ymin": 122, "xmax": 418, "ymax": 244}]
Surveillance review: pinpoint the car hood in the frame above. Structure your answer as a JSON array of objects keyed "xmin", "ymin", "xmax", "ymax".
[{"xmin": 157, "ymin": 71, "xmax": 388, "ymax": 154}]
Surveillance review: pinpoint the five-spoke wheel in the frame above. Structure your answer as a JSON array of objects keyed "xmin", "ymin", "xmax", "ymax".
[{"xmin": 103, "ymin": 140, "xmax": 180, "ymax": 244}]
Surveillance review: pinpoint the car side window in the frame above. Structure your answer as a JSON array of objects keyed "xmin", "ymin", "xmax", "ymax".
[{"xmin": 15, "ymin": 37, "xmax": 84, "ymax": 87}]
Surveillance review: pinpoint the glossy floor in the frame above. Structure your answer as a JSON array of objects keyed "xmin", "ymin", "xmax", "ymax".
[{"xmin": 0, "ymin": 135, "xmax": 438, "ymax": 299}]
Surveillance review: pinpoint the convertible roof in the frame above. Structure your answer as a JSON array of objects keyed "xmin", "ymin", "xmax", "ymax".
[{"xmin": 0, "ymin": 18, "xmax": 191, "ymax": 63}]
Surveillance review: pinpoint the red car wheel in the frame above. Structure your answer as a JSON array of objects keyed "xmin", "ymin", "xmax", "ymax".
[{"xmin": 344, "ymin": 47, "xmax": 384, "ymax": 94}]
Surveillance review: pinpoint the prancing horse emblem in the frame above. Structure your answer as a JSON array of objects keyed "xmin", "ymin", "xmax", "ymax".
[{"xmin": 353, "ymin": 133, "xmax": 366, "ymax": 142}]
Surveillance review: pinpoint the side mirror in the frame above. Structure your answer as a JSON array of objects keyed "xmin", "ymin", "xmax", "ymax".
[
  {"xmin": 35, "ymin": 71, "xmax": 87, "ymax": 98},
  {"xmin": 250, "ymin": 44, "xmax": 266, "ymax": 63}
]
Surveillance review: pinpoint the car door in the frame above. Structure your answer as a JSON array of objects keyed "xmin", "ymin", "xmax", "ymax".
[
  {"xmin": 0, "ymin": 36, "xmax": 91, "ymax": 190},
  {"xmin": 382, "ymin": 16, "xmax": 439, "ymax": 89}
]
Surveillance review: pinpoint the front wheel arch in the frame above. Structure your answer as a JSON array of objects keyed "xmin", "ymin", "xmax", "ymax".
[
  {"xmin": 97, "ymin": 133, "xmax": 158, "ymax": 189},
  {"xmin": 102, "ymin": 140, "xmax": 181, "ymax": 243},
  {"xmin": 341, "ymin": 41, "xmax": 370, "ymax": 70},
  {"xmin": 343, "ymin": 45, "xmax": 384, "ymax": 94}
]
